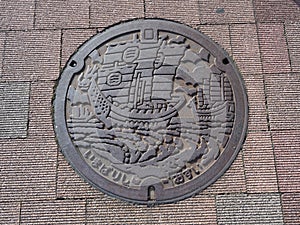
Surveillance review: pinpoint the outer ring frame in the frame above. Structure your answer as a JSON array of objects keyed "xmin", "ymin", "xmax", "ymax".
[{"xmin": 53, "ymin": 19, "xmax": 248, "ymax": 205}]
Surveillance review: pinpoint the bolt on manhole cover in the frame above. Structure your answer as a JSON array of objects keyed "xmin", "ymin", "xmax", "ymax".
[{"xmin": 54, "ymin": 19, "xmax": 248, "ymax": 205}]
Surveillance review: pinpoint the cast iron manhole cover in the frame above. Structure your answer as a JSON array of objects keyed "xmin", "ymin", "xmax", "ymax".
[{"xmin": 54, "ymin": 19, "xmax": 248, "ymax": 204}]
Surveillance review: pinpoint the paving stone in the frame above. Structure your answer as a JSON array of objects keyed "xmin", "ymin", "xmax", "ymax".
[
  {"xmin": 56, "ymin": 152, "xmax": 102, "ymax": 199},
  {"xmin": 198, "ymin": 24, "xmax": 231, "ymax": 55},
  {"xmin": 243, "ymin": 74, "xmax": 268, "ymax": 131},
  {"xmin": 87, "ymin": 197, "xmax": 160, "ymax": 224},
  {"xmin": 61, "ymin": 29, "xmax": 97, "ymax": 68},
  {"xmin": 272, "ymin": 130, "xmax": 300, "ymax": 192},
  {"xmin": 243, "ymin": 131, "xmax": 278, "ymax": 193},
  {"xmin": 3, "ymin": 30, "xmax": 60, "ymax": 81},
  {"xmin": 285, "ymin": 22, "xmax": 300, "ymax": 72},
  {"xmin": 254, "ymin": 0, "xmax": 300, "ymax": 22},
  {"xmin": 199, "ymin": 0, "xmax": 255, "ymax": 24},
  {"xmin": 0, "ymin": 0, "xmax": 34, "ymax": 30},
  {"xmin": 21, "ymin": 200, "xmax": 86, "ymax": 224},
  {"xmin": 203, "ymin": 152, "xmax": 246, "ymax": 194},
  {"xmin": 281, "ymin": 193, "xmax": 300, "ymax": 224},
  {"xmin": 0, "ymin": 202, "xmax": 20, "ymax": 225},
  {"xmin": 0, "ymin": 82, "xmax": 30, "ymax": 138},
  {"xmin": 216, "ymin": 194, "xmax": 284, "ymax": 224},
  {"xmin": 145, "ymin": 0, "xmax": 200, "ymax": 27},
  {"xmin": 35, "ymin": 0, "xmax": 89, "ymax": 29},
  {"xmin": 258, "ymin": 23, "xmax": 291, "ymax": 74},
  {"xmin": 90, "ymin": 0, "xmax": 144, "ymax": 28},
  {"xmin": 0, "ymin": 33, "xmax": 5, "ymax": 76},
  {"xmin": 230, "ymin": 24, "xmax": 263, "ymax": 75},
  {"xmin": 265, "ymin": 73, "xmax": 300, "ymax": 130},
  {"xmin": 28, "ymin": 81, "xmax": 56, "ymax": 138},
  {"xmin": 87, "ymin": 195, "xmax": 216, "ymax": 225},
  {"xmin": 0, "ymin": 137, "xmax": 57, "ymax": 201},
  {"xmin": 0, "ymin": 1, "xmax": 299, "ymax": 223}
]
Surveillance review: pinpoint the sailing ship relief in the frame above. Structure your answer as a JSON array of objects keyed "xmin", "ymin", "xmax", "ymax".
[{"xmin": 66, "ymin": 28, "xmax": 235, "ymax": 186}]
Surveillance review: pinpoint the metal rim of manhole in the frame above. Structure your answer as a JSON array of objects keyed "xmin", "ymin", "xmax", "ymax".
[{"xmin": 53, "ymin": 19, "xmax": 248, "ymax": 205}]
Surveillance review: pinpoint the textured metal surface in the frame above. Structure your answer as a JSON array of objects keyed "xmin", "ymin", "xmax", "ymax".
[{"xmin": 54, "ymin": 19, "xmax": 248, "ymax": 205}]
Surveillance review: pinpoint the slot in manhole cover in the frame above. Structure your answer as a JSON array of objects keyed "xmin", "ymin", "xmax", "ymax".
[{"xmin": 54, "ymin": 19, "xmax": 248, "ymax": 205}]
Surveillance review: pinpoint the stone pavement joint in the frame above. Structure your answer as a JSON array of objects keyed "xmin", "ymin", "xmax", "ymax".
[
  {"xmin": 243, "ymin": 131, "xmax": 278, "ymax": 193},
  {"xmin": 243, "ymin": 74, "xmax": 269, "ymax": 131},
  {"xmin": 0, "ymin": 33, "xmax": 5, "ymax": 77},
  {"xmin": 265, "ymin": 73, "xmax": 300, "ymax": 130},
  {"xmin": 272, "ymin": 130, "xmax": 300, "ymax": 193},
  {"xmin": 28, "ymin": 81, "xmax": 56, "ymax": 138},
  {"xmin": 285, "ymin": 22, "xmax": 300, "ymax": 72},
  {"xmin": 258, "ymin": 23, "xmax": 291, "ymax": 74},
  {"xmin": 0, "ymin": 202, "xmax": 20, "ymax": 225}
]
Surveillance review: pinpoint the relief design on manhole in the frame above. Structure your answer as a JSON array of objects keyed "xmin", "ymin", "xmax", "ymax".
[{"xmin": 54, "ymin": 19, "xmax": 248, "ymax": 204}]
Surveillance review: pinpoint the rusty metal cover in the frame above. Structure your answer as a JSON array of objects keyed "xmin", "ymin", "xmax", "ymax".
[{"xmin": 54, "ymin": 19, "xmax": 248, "ymax": 205}]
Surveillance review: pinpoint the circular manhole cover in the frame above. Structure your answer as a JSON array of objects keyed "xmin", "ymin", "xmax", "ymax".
[{"xmin": 54, "ymin": 19, "xmax": 248, "ymax": 204}]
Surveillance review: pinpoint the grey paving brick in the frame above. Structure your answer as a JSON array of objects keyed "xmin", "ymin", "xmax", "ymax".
[
  {"xmin": 21, "ymin": 200, "xmax": 86, "ymax": 224},
  {"xmin": 0, "ymin": 82, "xmax": 30, "ymax": 138},
  {"xmin": 216, "ymin": 194, "xmax": 284, "ymax": 224}
]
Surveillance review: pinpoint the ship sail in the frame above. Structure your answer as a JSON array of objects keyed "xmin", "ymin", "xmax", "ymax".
[{"xmin": 87, "ymin": 29, "xmax": 189, "ymax": 124}]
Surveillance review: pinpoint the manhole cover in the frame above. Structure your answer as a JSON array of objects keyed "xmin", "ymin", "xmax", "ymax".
[{"xmin": 54, "ymin": 19, "xmax": 248, "ymax": 204}]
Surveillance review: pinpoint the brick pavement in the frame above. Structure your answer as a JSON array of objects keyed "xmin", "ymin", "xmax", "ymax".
[{"xmin": 0, "ymin": 0, "xmax": 299, "ymax": 224}]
